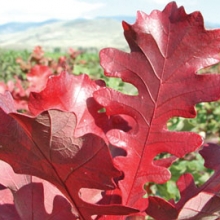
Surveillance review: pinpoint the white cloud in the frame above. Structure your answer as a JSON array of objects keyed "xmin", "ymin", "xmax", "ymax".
[{"xmin": 0, "ymin": 0, "xmax": 104, "ymax": 24}]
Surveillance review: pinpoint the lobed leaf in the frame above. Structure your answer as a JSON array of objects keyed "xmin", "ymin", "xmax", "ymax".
[
  {"xmin": 28, "ymin": 71, "xmax": 132, "ymax": 142},
  {"xmin": 94, "ymin": 1, "xmax": 220, "ymax": 211},
  {"xmin": 0, "ymin": 89, "xmax": 137, "ymax": 219},
  {"xmin": 26, "ymin": 65, "xmax": 52, "ymax": 92},
  {"xmin": 146, "ymin": 143, "xmax": 220, "ymax": 219},
  {"xmin": 1, "ymin": 1, "xmax": 220, "ymax": 219},
  {"xmin": 0, "ymin": 160, "xmax": 77, "ymax": 219}
]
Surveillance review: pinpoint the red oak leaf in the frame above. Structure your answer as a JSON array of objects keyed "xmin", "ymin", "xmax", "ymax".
[
  {"xmin": 94, "ymin": 1, "xmax": 220, "ymax": 211},
  {"xmin": 26, "ymin": 65, "xmax": 52, "ymax": 92},
  {"xmin": 0, "ymin": 92, "xmax": 138, "ymax": 219},
  {"xmin": 28, "ymin": 71, "xmax": 107, "ymax": 139},
  {"xmin": 146, "ymin": 143, "xmax": 220, "ymax": 219},
  {"xmin": 0, "ymin": 179, "xmax": 15, "ymax": 218},
  {"xmin": 0, "ymin": 160, "xmax": 77, "ymax": 219},
  {"xmin": 28, "ymin": 71, "xmax": 132, "ymax": 142},
  {"xmin": 0, "ymin": 65, "xmax": 52, "ymax": 112},
  {"xmin": 0, "ymin": 189, "xmax": 20, "ymax": 220}
]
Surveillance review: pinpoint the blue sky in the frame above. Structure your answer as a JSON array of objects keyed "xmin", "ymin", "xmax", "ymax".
[{"xmin": 0, "ymin": 0, "xmax": 220, "ymax": 25}]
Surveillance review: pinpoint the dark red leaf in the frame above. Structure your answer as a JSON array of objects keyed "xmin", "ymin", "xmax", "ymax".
[
  {"xmin": 0, "ymin": 160, "xmax": 77, "ymax": 219},
  {"xmin": 0, "ymin": 92, "xmax": 137, "ymax": 218},
  {"xmin": 146, "ymin": 144, "xmax": 220, "ymax": 219},
  {"xmin": 146, "ymin": 196, "xmax": 178, "ymax": 220},
  {"xmin": 175, "ymin": 173, "xmax": 220, "ymax": 219},
  {"xmin": 0, "ymin": 188, "xmax": 14, "ymax": 205},
  {"xmin": 94, "ymin": 1, "xmax": 220, "ymax": 210},
  {"xmin": 0, "ymin": 190, "xmax": 21, "ymax": 218},
  {"xmin": 15, "ymin": 183, "xmax": 77, "ymax": 220},
  {"xmin": 28, "ymin": 71, "xmax": 132, "ymax": 142},
  {"xmin": 0, "ymin": 185, "xmax": 20, "ymax": 220},
  {"xmin": 28, "ymin": 71, "xmax": 109, "ymax": 140},
  {"xmin": 176, "ymin": 144, "xmax": 220, "ymax": 217}
]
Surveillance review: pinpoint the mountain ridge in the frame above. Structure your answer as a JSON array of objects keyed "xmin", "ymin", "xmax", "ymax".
[
  {"xmin": 0, "ymin": 17, "xmax": 219, "ymax": 51},
  {"xmin": 0, "ymin": 19, "xmax": 61, "ymax": 34},
  {"xmin": 0, "ymin": 17, "xmax": 134, "ymax": 51}
]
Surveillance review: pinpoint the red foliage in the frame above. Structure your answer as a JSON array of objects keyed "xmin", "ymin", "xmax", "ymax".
[
  {"xmin": 94, "ymin": 1, "xmax": 220, "ymax": 213},
  {"xmin": 1, "ymin": 46, "xmax": 83, "ymax": 112},
  {"xmin": 16, "ymin": 46, "xmax": 50, "ymax": 72},
  {"xmin": 0, "ymin": 160, "xmax": 76, "ymax": 219},
  {"xmin": 1, "ymin": 1, "xmax": 220, "ymax": 219},
  {"xmin": 0, "ymin": 65, "xmax": 52, "ymax": 111},
  {"xmin": 68, "ymin": 47, "xmax": 83, "ymax": 60},
  {"xmin": 146, "ymin": 144, "xmax": 220, "ymax": 219},
  {"xmin": 28, "ymin": 72, "xmax": 108, "ymax": 139},
  {"xmin": 0, "ymin": 89, "xmax": 137, "ymax": 219},
  {"xmin": 26, "ymin": 65, "xmax": 52, "ymax": 92}
]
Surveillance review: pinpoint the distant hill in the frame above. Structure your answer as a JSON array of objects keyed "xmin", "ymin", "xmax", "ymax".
[
  {"xmin": 0, "ymin": 17, "xmax": 219, "ymax": 52},
  {"xmin": 98, "ymin": 16, "xmax": 136, "ymax": 24},
  {"xmin": 0, "ymin": 18, "xmax": 131, "ymax": 51},
  {"xmin": 0, "ymin": 19, "xmax": 60, "ymax": 34}
]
